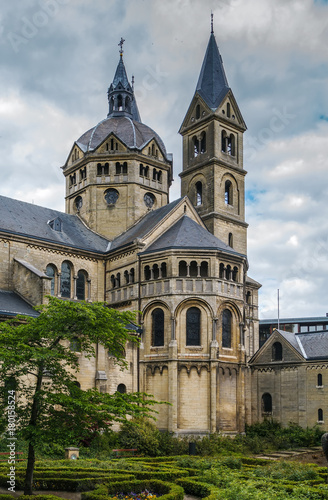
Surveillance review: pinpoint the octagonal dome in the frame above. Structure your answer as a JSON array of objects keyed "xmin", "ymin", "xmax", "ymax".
[{"xmin": 76, "ymin": 116, "xmax": 168, "ymax": 160}]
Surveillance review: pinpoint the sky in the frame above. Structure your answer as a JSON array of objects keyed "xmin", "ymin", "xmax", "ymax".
[{"xmin": 1, "ymin": 0, "xmax": 328, "ymax": 320}]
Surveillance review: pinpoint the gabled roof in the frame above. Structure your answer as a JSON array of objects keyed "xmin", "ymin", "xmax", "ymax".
[
  {"xmin": 143, "ymin": 214, "xmax": 245, "ymax": 256},
  {"xmin": 0, "ymin": 290, "xmax": 39, "ymax": 318},
  {"xmin": 0, "ymin": 195, "xmax": 110, "ymax": 253},
  {"xmin": 110, "ymin": 198, "xmax": 183, "ymax": 251},
  {"xmin": 196, "ymin": 32, "xmax": 230, "ymax": 110}
]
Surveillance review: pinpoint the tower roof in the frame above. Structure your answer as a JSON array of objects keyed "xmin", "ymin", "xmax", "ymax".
[{"xmin": 196, "ymin": 32, "xmax": 230, "ymax": 110}]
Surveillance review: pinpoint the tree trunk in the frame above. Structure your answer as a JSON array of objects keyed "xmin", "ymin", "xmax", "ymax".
[{"xmin": 24, "ymin": 442, "xmax": 35, "ymax": 495}]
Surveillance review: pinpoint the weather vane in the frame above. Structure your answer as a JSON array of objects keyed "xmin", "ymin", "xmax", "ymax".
[
  {"xmin": 211, "ymin": 12, "xmax": 214, "ymax": 34},
  {"xmin": 118, "ymin": 37, "xmax": 125, "ymax": 55}
]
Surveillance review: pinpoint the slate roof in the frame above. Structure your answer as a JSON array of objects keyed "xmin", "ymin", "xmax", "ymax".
[
  {"xmin": 143, "ymin": 214, "xmax": 245, "ymax": 256},
  {"xmin": 297, "ymin": 331, "xmax": 328, "ymax": 360},
  {"xmin": 0, "ymin": 290, "xmax": 39, "ymax": 318},
  {"xmin": 0, "ymin": 195, "xmax": 110, "ymax": 253},
  {"xmin": 76, "ymin": 116, "xmax": 169, "ymax": 160},
  {"xmin": 275, "ymin": 329, "xmax": 304, "ymax": 356},
  {"xmin": 196, "ymin": 32, "xmax": 230, "ymax": 110},
  {"xmin": 110, "ymin": 198, "xmax": 183, "ymax": 251}
]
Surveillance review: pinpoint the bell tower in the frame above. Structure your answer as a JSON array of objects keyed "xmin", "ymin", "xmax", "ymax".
[{"xmin": 179, "ymin": 24, "xmax": 248, "ymax": 255}]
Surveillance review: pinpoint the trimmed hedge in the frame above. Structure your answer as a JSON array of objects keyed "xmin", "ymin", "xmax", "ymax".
[{"xmin": 82, "ymin": 479, "xmax": 184, "ymax": 500}]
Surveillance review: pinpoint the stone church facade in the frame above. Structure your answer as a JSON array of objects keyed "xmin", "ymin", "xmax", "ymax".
[{"xmin": 0, "ymin": 30, "xmax": 263, "ymax": 435}]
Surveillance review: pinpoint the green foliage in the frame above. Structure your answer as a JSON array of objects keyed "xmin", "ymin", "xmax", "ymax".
[{"xmin": 118, "ymin": 418, "xmax": 162, "ymax": 456}]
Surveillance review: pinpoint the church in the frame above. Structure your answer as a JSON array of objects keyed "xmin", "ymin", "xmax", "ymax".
[{"xmin": 0, "ymin": 27, "xmax": 263, "ymax": 435}]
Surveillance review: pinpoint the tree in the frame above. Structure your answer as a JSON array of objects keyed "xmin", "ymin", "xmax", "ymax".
[{"xmin": 0, "ymin": 297, "xmax": 157, "ymax": 494}]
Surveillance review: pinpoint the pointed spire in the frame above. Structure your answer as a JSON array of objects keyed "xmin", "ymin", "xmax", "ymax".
[
  {"xmin": 107, "ymin": 39, "xmax": 141, "ymax": 122},
  {"xmin": 196, "ymin": 30, "xmax": 230, "ymax": 110}
]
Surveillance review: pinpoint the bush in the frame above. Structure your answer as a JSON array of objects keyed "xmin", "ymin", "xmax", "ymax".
[{"xmin": 118, "ymin": 418, "xmax": 161, "ymax": 456}]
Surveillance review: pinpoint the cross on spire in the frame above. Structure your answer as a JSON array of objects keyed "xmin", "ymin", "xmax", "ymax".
[
  {"xmin": 118, "ymin": 37, "xmax": 125, "ymax": 56},
  {"xmin": 211, "ymin": 12, "xmax": 214, "ymax": 34}
]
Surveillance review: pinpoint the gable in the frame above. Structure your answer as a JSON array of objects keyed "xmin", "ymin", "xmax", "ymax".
[
  {"xmin": 215, "ymin": 90, "xmax": 246, "ymax": 130},
  {"xmin": 250, "ymin": 330, "xmax": 305, "ymax": 365},
  {"xmin": 141, "ymin": 138, "xmax": 165, "ymax": 161},
  {"xmin": 179, "ymin": 93, "xmax": 212, "ymax": 134},
  {"xmin": 95, "ymin": 133, "xmax": 127, "ymax": 154},
  {"xmin": 65, "ymin": 142, "xmax": 85, "ymax": 168}
]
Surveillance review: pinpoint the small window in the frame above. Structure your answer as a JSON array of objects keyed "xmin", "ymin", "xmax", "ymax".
[
  {"xmin": 179, "ymin": 261, "xmax": 187, "ymax": 277},
  {"xmin": 111, "ymin": 138, "xmax": 114, "ymax": 150},
  {"xmin": 227, "ymin": 102, "xmax": 231, "ymax": 118},
  {"xmin": 153, "ymin": 264, "xmax": 159, "ymax": 280},
  {"xmin": 262, "ymin": 393, "xmax": 272, "ymax": 414},
  {"xmin": 318, "ymin": 374, "xmax": 323, "ymax": 387},
  {"xmin": 116, "ymin": 162, "xmax": 121, "ymax": 174},
  {"xmin": 104, "ymin": 163, "xmax": 109, "ymax": 175},
  {"xmin": 190, "ymin": 261, "xmax": 198, "ymax": 277},
  {"xmin": 196, "ymin": 181, "xmax": 202, "ymax": 206},
  {"xmin": 232, "ymin": 266, "xmax": 238, "ymax": 282},
  {"xmin": 186, "ymin": 307, "xmax": 201, "ymax": 346},
  {"xmin": 200, "ymin": 132, "xmax": 206, "ymax": 153},
  {"xmin": 97, "ymin": 163, "xmax": 102, "ymax": 176},
  {"xmin": 117, "ymin": 384, "xmax": 126, "ymax": 394},
  {"xmin": 228, "ymin": 233, "xmax": 233, "ymax": 248},
  {"xmin": 193, "ymin": 136, "xmax": 199, "ymax": 157},
  {"xmin": 219, "ymin": 263, "xmax": 225, "ymax": 279},
  {"xmin": 122, "ymin": 162, "xmax": 128, "ymax": 174},
  {"xmin": 225, "ymin": 180, "xmax": 233, "ymax": 205},
  {"xmin": 318, "ymin": 408, "xmax": 324, "ymax": 422},
  {"xmin": 272, "ymin": 342, "xmax": 283, "ymax": 361},
  {"xmin": 144, "ymin": 265, "xmax": 151, "ymax": 281},
  {"xmin": 116, "ymin": 273, "xmax": 121, "ymax": 288},
  {"xmin": 222, "ymin": 309, "xmax": 232, "ymax": 348},
  {"xmin": 161, "ymin": 262, "xmax": 167, "ymax": 278},
  {"xmin": 70, "ymin": 337, "xmax": 81, "ymax": 352},
  {"xmin": 152, "ymin": 308, "xmax": 164, "ymax": 346},
  {"xmin": 130, "ymin": 268, "xmax": 135, "ymax": 283},
  {"xmin": 124, "ymin": 270, "xmax": 129, "ymax": 284},
  {"xmin": 75, "ymin": 196, "xmax": 83, "ymax": 211},
  {"xmin": 144, "ymin": 192, "xmax": 155, "ymax": 208},
  {"xmin": 200, "ymin": 261, "xmax": 208, "ymax": 277},
  {"xmin": 196, "ymin": 104, "xmax": 200, "ymax": 119}
]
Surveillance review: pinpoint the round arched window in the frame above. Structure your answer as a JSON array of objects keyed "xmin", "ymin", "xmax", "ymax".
[
  {"xmin": 105, "ymin": 188, "xmax": 119, "ymax": 205},
  {"xmin": 144, "ymin": 192, "xmax": 155, "ymax": 208},
  {"xmin": 75, "ymin": 196, "xmax": 83, "ymax": 211}
]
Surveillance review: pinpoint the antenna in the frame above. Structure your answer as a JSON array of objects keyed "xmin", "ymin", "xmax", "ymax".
[{"xmin": 277, "ymin": 289, "xmax": 280, "ymax": 330}]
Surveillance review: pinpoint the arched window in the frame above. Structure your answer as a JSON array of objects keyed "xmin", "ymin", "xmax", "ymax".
[
  {"xmin": 272, "ymin": 342, "xmax": 283, "ymax": 361},
  {"xmin": 153, "ymin": 264, "xmax": 159, "ymax": 280},
  {"xmin": 190, "ymin": 261, "xmax": 198, "ymax": 277},
  {"xmin": 228, "ymin": 232, "xmax": 233, "ymax": 248},
  {"xmin": 219, "ymin": 263, "xmax": 225, "ymax": 279},
  {"xmin": 117, "ymin": 384, "xmax": 126, "ymax": 394},
  {"xmin": 46, "ymin": 264, "xmax": 56, "ymax": 296},
  {"xmin": 246, "ymin": 291, "xmax": 252, "ymax": 304},
  {"xmin": 144, "ymin": 265, "xmax": 151, "ymax": 281},
  {"xmin": 144, "ymin": 166, "xmax": 149, "ymax": 178},
  {"xmin": 200, "ymin": 261, "xmax": 208, "ymax": 277},
  {"xmin": 117, "ymin": 94, "xmax": 123, "ymax": 110},
  {"xmin": 179, "ymin": 261, "xmax": 187, "ymax": 277},
  {"xmin": 76, "ymin": 270, "xmax": 86, "ymax": 300},
  {"xmin": 129, "ymin": 268, "xmax": 135, "ymax": 283},
  {"xmin": 61, "ymin": 261, "xmax": 71, "ymax": 298},
  {"xmin": 318, "ymin": 373, "xmax": 323, "ymax": 387},
  {"xmin": 104, "ymin": 163, "xmax": 109, "ymax": 175},
  {"xmin": 262, "ymin": 393, "xmax": 272, "ymax": 414},
  {"xmin": 200, "ymin": 132, "xmax": 206, "ymax": 153},
  {"xmin": 139, "ymin": 164, "xmax": 144, "ymax": 176},
  {"xmin": 226, "ymin": 265, "xmax": 231, "ymax": 280},
  {"xmin": 227, "ymin": 102, "xmax": 231, "ymax": 118},
  {"xmin": 116, "ymin": 162, "xmax": 121, "ymax": 174},
  {"xmin": 111, "ymin": 138, "xmax": 114, "ymax": 150},
  {"xmin": 122, "ymin": 162, "xmax": 128, "ymax": 174},
  {"xmin": 222, "ymin": 309, "xmax": 232, "ymax": 348},
  {"xmin": 152, "ymin": 144, "xmax": 155, "ymax": 156},
  {"xmin": 192, "ymin": 136, "xmax": 199, "ymax": 157},
  {"xmin": 97, "ymin": 163, "xmax": 102, "ymax": 176},
  {"xmin": 152, "ymin": 308, "xmax": 164, "ymax": 346},
  {"xmin": 227, "ymin": 134, "xmax": 235, "ymax": 156},
  {"xmin": 116, "ymin": 273, "xmax": 121, "ymax": 288},
  {"xmin": 196, "ymin": 181, "xmax": 202, "ymax": 206},
  {"xmin": 124, "ymin": 270, "xmax": 129, "ymax": 284},
  {"xmin": 125, "ymin": 96, "xmax": 131, "ymax": 113},
  {"xmin": 157, "ymin": 171, "xmax": 162, "ymax": 183},
  {"xmin": 221, "ymin": 130, "xmax": 227, "ymax": 153},
  {"xmin": 196, "ymin": 104, "xmax": 200, "ymax": 119},
  {"xmin": 318, "ymin": 408, "xmax": 324, "ymax": 422},
  {"xmin": 225, "ymin": 180, "xmax": 233, "ymax": 205},
  {"xmin": 232, "ymin": 266, "xmax": 238, "ymax": 282},
  {"xmin": 186, "ymin": 307, "xmax": 201, "ymax": 346},
  {"xmin": 111, "ymin": 275, "xmax": 115, "ymax": 289},
  {"xmin": 161, "ymin": 262, "xmax": 167, "ymax": 278}
]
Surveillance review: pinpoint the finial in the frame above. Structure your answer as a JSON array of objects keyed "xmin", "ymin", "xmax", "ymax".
[
  {"xmin": 211, "ymin": 12, "xmax": 214, "ymax": 34},
  {"xmin": 118, "ymin": 37, "xmax": 125, "ymax": 56}
]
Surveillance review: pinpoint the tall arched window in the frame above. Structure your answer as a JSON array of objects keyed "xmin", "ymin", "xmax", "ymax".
[
  {"xmin": 227, "ymin": 102, "xmax": 231, "ymax": 118},
  {"xmin": 153, "ymin": 264, "xmax": 159, "ymax": 279},
  {"xmin": 196, "ymin": 181, "xmax": 202, "ymax": 206},
  {"xmin": 46, "ymin": 264, "xmax": 56, "ymax": 296},
  {"xmin": 152, "ymin": 308, "xmax": 165, "ymax": 346},
  {"xmin": 222, "ymin": 309, "xmax": 232, "ymax": 348},
  {"xmin": 192, "ymin": 136, "xmax": 199, "ymax": 157},
  {"xmin": 186, "ymin": 307, "xmax": 201, "ymax": 346},
  {"xmin": 219, "ymin": 263, "xmax": 225, "ymax": 279},
  {"xmin": 130, "ymin": 268, "xmax": 135, "ymax": 283},
  {"xmin": 161, "ymin": 262, "xmax": 167, "ymax": 278},
  {"xmin": 124, "ymin": 270, "xmax": 129, "ymax": 284},
  {"xmin": 200, "ymin": 261, "xmax": 208, "ymax": 277},
  {"xmin": 76, "ymin": 270, "xmax": 87, "ymax": 300},
  {"xmin": 221, "ymin": 130, "xmax": 227, "ymax": 153},
  {"xmin": 225, "ymin": 180, "xmax": 233, "ymax": 205},
  {"xmin": 272, "ymin": 342, "xmax": 283, "ymax": 361},
  {"xmin": 262, "ymin": 393, "xmax": 272, "ymax": 414},
  {"xmin": 318, "ymin": 408, "xmax": 324, "ymax": 422},
  {"xmin": 190, "ymin": 261, "xmax": 198, "ymax": 277},
  {"xmin": 228, "ymin": 233, "xmax": 233, "ymax": 248},
  {"xmin": 318, "ymin": 373, "xmax": 323, "ymax": 387},
  {"xmin": 61, "ymin": 261, "xmax": 71, "ymax": 298},
  {"xmin": 200, "ymin": 132, "xmax": 206, "ymax": 153},
  {"xmin": 196, "ymin": 104, "xmax": 200, "ymax": 119},
  {"xmin": 144, "ymin": 265, "xmax": 151, "ymax": 281}
]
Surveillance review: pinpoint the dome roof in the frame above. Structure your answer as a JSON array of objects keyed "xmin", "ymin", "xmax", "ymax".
[{"xmin": 76, "ymin": 116, "xmax": 169, "ymax": 160}]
